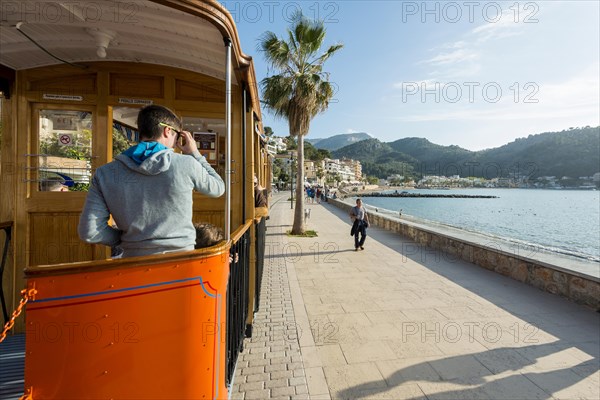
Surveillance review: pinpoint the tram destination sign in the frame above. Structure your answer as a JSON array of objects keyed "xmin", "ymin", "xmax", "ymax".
[
  {"xmin": 43, "ymin": 94, "xmax": 83, "ymax": 101},
  {"xmin": 119, "ymin": 98, "xmax": 153, "ymax": 105}
]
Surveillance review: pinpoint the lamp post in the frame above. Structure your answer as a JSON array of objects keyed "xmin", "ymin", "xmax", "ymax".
[{"xmin": 290, "ymin": 151, "xmax": 294, "ymax": 209}]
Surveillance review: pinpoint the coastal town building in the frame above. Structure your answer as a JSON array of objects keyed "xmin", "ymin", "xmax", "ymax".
[
  {"xmin": 271, "ymin": 153, "xmax": 363, "ymax": 188},
  {"xmin": 417, "ymin": 174, "xmax": 515, "ymax": 188},
  {"xmin": 304, "ymin": 160, "xmax": 317, "ymax": 183},
  {"xmin": 324, "ymin": 158, "xmax": 341, "ymax": 175},
  {"xmin": 341, "ymin": 158, "xmax": 362, "ymax": 181},
  {"xmin": 387, "ymin": 174, "xmax": 405, "ymax": 184},
  {"xmin": 340, "ymin": 164, "xmax": 355, "ymax": 182},
  {"xmin": 266, "ymin": 136, "xmax": 287, "ymax": 155},
  {"xmin": 323, "ymin": 158, "xmax": 362, "ymax": 183},
  {"xmin": 323, "ymin": 158, "xmax": 357, "ymax": 183}
]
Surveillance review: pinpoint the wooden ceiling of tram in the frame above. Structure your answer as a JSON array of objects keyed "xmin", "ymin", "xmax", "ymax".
[{"xmin": 0, "ymin": 1, "xmax": 232, "ymax": 79}]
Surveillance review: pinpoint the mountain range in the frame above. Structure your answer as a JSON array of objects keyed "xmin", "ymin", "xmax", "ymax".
[
  {"xmin": 307, "ymin": 132, "xmax": 372, "ymax": 151},
  {"xmin": 324, "ymin": 127, "xmax": 600, "ymax": 180}
]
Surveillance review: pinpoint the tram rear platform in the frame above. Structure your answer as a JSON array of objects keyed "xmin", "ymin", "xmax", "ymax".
[{"xmin": 2, "ymin": 193, "xmax": 599, "ymax": 399}]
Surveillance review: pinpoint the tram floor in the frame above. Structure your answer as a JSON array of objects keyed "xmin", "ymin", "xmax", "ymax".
[{"xmin": 0, "ymin": 333, "xmax": 24, "ymax": 400}]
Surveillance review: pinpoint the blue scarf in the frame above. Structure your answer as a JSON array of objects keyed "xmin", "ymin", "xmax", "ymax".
[{"xmin": 123, "ymin": 142, "xmax": 169, "ymax": 165}]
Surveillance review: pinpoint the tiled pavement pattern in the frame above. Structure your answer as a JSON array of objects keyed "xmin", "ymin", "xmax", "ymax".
[
  {"xmin": 233, "ymin": 193, "xmax": 600, "ymax": 399},
  {"xmin": 230, "ymin": 196, "xmax": 310, "ymax": 400}
]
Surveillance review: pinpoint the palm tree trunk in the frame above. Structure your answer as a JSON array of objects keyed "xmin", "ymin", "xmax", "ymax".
[{"xmin": 291, "ymin": 135, "xmax": 305, "ymax": 234}]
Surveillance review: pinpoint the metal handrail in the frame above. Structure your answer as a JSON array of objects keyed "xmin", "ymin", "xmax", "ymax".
[
  {"xmin": 230, "ymin": 220, "xmax": 253, "ymax": 244},
  {"xmin": 226, "ymin": 222, "xmax": 251, "ymax": 386},
  {"xmin": 0, "ymin": 221, "xmax": 13, "ymax": 324}
]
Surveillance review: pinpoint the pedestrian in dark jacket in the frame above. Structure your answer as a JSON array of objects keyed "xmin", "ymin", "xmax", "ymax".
[{"xmin": 349, "ymin": 198, "xmax": 369, "ymax": 251}]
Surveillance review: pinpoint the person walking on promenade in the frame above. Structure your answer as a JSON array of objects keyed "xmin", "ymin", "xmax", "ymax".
[
  {"xmin": 350, "ymin": 198, "xmax": 369, "ymax": 251},
  {"xmin": 78, "ymin": 105, "xmax": 225, "ymax": 258}
]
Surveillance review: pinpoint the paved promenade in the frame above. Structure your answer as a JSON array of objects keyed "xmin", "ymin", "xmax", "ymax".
[{"xmin": 231, "ymin": 193, "xmax": 599, "ymax": 400}]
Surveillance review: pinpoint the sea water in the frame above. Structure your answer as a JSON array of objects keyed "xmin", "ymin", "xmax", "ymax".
[{"xmin": 358, "ymin": 188, "xmax": 600, "ymax": 262}]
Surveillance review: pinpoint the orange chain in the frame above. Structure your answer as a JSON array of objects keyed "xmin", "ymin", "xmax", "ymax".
[
  {"xmin": 20, "ymin": 387, "xmax": 33, "ymax": 400},
  {"xmin": 0, "ymin": 288, "xmax": 37, "ymax": 343}
]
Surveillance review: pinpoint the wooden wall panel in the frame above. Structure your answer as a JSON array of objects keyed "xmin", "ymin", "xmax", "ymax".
[
  {"xmin": 29, "ymin": 74, "xmax": 97, "ymax": 94},
  {"xmin": 0, "ymin": 96, "xmax": 15, "ymax": 320},
  {"xmin": 192, "ymin": 211, "xmax": 225, "ymax": 227},
  {"xmin": 110, "ymin": 74, "xmax": 164, "ymax": 98},
  {"xmin": 176, "ymin": 79, "xmax": 224, "ymax": 102},
  {"xmin": 29, "ymin": 213, "xmax": 94, "ymax": 266}
]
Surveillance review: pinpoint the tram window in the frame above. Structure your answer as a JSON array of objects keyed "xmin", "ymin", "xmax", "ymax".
[
  {"xmin": 38, "ymin": 110, "xmax": 93, "ymax": 192},
  {"xmin": 112, "ymin": 106, "xmax": 140, "ymax": 157}
]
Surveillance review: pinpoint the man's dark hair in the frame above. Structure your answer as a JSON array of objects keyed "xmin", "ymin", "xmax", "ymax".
[
  {"xmin": 137, "ymin": 105, "xmax": 181, "ymax": 140},
  {"xmin": 194, "ymin": 223, "xmax": 225, "ymax": 249},
  {"xmin": 40, "ymin": 176, "xmax": 66, "ymax": 191}
]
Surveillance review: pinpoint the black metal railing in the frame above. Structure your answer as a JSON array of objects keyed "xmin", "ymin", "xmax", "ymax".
[
  {"xmin": 225, "ymin": 222, "xmax": 251, "ymax": 386},
  {"xmin": 254, "ymin": 217, "xmax": 266, "ymax": 313},
  {"xmin": 0, "ymin": 221, "xmax": 13, "ymax": 325}
]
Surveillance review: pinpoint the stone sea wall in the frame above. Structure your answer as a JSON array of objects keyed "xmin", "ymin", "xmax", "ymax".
[{"xmin": 331, "ymin": 199, "xmax": 599, "ymax": 310}]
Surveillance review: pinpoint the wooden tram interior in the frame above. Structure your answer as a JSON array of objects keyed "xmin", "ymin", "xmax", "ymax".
[{"xmin": 0, "ymin": 1, "xmax": 271, "ymax": 398}]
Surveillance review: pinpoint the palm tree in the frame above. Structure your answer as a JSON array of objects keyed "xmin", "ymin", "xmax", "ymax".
[{"xmin": 259, "ymin": 12, "xmax": 343, "ymax": 234}]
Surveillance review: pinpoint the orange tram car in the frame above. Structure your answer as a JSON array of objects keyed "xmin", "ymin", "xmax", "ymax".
[{"xmin": 0, "ymin": 1, "xmax": 272, "ymax": 398}]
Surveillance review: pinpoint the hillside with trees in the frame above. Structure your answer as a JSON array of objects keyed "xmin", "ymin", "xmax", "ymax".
[
  {"xmin": 332, "ymin": 138, "xmax": 417, "ymax": 178},
  {"xmin": 330, "ymin": 126, "xmax": 600, "ymax": 181},
  {"xmin": 474, "ymin": 127, "xmax": 600, "ymax": 179}
]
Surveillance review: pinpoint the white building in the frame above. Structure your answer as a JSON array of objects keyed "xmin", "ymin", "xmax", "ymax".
[
  {"xmin": 324, "ymin": 157, "xmax": 359, "ymax": 183},
  {"xmin": 266, "ymin": 136, "xmax": 287, "ymax": 155},
  {"xmin": 341, "ymin": 158, "xmax": 362, "ymax": 181},
  {"xmin": 324, "ymin": 158, "xmax": 342, "ymax": 175}
]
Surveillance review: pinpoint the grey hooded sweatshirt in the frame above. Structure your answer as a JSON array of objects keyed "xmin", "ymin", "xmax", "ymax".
[{"xmin": 78, "ymin": 150, "xmax": 225, "ymax": 257}]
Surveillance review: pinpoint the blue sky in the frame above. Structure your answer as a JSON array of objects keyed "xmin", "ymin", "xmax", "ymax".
[{"xmin": 223, "ymin": 1, "xmax": 599, "ymax": 151}]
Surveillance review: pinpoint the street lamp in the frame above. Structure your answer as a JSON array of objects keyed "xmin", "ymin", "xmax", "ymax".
[{"xmin": 289, "ymin": 151, "xmax": 294, "ymax": 209}]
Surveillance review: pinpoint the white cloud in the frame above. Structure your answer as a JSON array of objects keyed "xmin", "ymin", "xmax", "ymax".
[
  {"xmin": 448, "ymin": 40, "xmax": 467, "ymax": 49},
  {"xmin": 393, "ymin": 64, "xmax": 600, "ymax": 126},
  {"xmin": 421, "ymin": 48, "xmax": 479, "ymax": 66},
  {"xmin": 418, "ymin": 5, "xmax": 530, "ymax": 78},
  {"xmin": 471, "ymin": 7, "xmax": 528, "ymax": 43}
]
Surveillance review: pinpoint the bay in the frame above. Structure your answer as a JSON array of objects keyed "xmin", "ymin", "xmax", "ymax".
[{"xmin": 357, "ymin": 188, "xmax": 600, "ymax": 262}]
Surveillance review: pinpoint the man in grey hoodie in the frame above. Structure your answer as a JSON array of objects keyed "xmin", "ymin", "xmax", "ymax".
[{"xmin": 78, "ymin": 105, "xmax": 225, "ymax": 258}]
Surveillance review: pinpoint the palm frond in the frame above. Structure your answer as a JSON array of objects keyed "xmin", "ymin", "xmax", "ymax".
[
  {"xmin": 313, "ymin": 43, "xmax": 344, "ymax": 66},
  {"xmin": 258, "ymin": 12, "xmax": 342, "ymax": 135}
]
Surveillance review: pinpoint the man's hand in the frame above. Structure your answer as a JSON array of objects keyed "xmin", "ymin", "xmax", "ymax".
[{"xmin": 177, "ymin": 130, "xmax": 199, "ymax": 155}]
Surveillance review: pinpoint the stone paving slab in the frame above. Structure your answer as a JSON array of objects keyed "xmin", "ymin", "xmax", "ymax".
[{"xmin": 233, "ymin": 194, "xmax": 600, "ymax": 400}]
